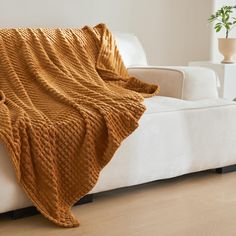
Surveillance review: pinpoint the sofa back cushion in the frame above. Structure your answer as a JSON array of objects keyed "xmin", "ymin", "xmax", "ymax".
[{"xmin": 113, "ymin": 32, "xmax": 148, "ymax": 68}]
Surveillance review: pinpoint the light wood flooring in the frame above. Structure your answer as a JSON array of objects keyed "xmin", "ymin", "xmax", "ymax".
[{"xmin": 1, "ymin": 170, "xmax": 236, "ymax": 236}]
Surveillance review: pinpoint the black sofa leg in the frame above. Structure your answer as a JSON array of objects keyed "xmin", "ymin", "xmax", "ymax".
[
  {"xmin": 10, "ymin": 207, "xmax": 38, "ymax": 220},
  {"xmin": 74, "ymin": 194, "xmax": 93, "ymax": 206},
  {"xmin": 6, "ymin": 194, "xmax": 93, "ymax": 220},
  {"xmin": 216, "ymin": 164, "xmax": 236, "ymax": 174}
]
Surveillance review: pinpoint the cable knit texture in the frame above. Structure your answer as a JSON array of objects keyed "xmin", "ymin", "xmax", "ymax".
[{"xmin": 0, "ymin": 24, "xmax": 159, "ymax": 227}]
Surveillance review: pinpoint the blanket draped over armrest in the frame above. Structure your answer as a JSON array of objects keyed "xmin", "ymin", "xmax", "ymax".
[{"xmin": 0, "ymin": 24, "xmax": 159, "ymax": 227}]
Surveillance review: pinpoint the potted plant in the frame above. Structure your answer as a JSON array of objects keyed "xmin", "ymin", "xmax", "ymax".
[{"xmin": 209, "ymin": 5, "xmax": 236, "ymax": 63}]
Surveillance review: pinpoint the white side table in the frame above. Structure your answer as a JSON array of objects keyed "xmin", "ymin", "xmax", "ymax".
[{"xmin": 189, "ymin": 61, "xmax": 236, "ymax": 101}]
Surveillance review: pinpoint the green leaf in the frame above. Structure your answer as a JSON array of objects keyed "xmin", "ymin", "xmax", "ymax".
[
  {"xmin": 208, "ymin": 14, "xmax": 216, "ymax": 22},
  {"xmin": 225, "ymin": 24, "xmax": 230, "ymax": 30},
  {"xmin": 216, "ymin": 26, "xmax": 222, "ymax": 32},
  {"xmin": 226, "ymin": 14, "xmax": 230, "ymax": 21}
]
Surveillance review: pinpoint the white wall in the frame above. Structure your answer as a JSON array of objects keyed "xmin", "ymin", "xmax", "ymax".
[{"xmin": 0, "ymin": 0, "xmax": 213, "ymax": 65}]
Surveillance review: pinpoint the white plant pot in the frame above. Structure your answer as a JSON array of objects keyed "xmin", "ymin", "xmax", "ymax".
[{"xmin": 218, "ymin": 38, "xmax": 236, "ymax": 64}]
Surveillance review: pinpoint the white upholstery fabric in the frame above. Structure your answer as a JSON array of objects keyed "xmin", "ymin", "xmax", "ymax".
[
  {"xmin": 92, "ymin": 97, "xmax": 236, "ymax": 193},
  {"xmin": 128, "ymin": 66, "xmax": 219, "ymax": 100},
  {"xmin": 113, "ymin": 32, "xmax": 148, "ymax": 67},
  {"xmin": 169, "ymin": 66, "xmax": 219, "ymax": 100},
  {"xmin": 0, "ymin": 145, "xmax": 32, "ymax": 212}
]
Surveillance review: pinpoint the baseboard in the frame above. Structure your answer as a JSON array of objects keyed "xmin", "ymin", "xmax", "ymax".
[
  {"xmin": 216, "ymin": 164, "xmax": 236, "ymax": 174},
  {"xmin": 2, "ymin": 194, "xmax": 93, "ymax": 220}
]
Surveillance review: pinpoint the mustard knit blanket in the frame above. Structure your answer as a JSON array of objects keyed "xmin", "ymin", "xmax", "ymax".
[{"xmin": 0, "ymin": 24, "xmax": 159, "ymax": 227}]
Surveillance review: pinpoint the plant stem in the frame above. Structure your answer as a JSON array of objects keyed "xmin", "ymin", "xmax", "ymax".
[{"xmin": 226, "ymin": 30, "xmax": 229, "ymax": 38}]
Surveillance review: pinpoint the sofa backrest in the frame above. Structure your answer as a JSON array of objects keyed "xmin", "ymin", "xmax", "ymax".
[{"xmin": 113, "ymin": 32, "xmax": 148, "ymax": 68}]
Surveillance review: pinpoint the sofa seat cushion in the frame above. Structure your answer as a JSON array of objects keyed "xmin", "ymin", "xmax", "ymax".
[
  {"xmin": 143, "ymin": 96, "xmax": 236, "ymax": 114},
  {"xmin": 92, "ymin": 96, "xmax": 236, "ymax": 193}
]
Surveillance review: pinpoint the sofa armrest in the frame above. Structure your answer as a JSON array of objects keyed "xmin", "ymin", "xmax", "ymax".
[{"xmin": 128, "ymin": 66, "xmax": 219, "ymax": 100}]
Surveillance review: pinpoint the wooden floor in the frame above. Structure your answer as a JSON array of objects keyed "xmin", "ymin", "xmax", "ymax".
[{"xmin": 1, "ymin": 170, "xmax": 236, "ymax": 236}]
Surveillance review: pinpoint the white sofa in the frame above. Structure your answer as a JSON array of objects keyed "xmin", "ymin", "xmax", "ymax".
[{"xmin": 1, "ymin": 32, "xmax": 236, "ymax": 214}]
